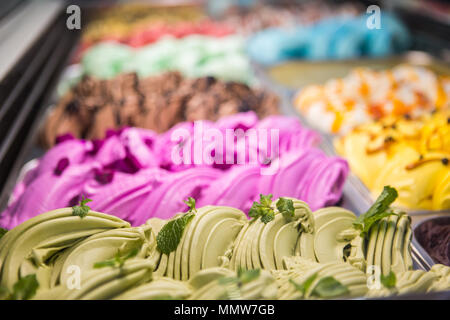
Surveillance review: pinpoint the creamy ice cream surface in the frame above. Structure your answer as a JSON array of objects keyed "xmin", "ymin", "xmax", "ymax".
[{"xmin": 0, "ymin": 189, "xmax": 448, "ymax": 300}]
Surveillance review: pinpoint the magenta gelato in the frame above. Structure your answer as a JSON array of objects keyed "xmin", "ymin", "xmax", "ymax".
[{"xmin": 0, "ymin": 112, "xmax": 348, "ymax": 228}]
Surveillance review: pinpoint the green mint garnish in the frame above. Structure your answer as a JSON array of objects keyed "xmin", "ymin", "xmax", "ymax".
[
  {"xmin": 353, "ymin": 186, "xmax": 398, "ymax": 238},
  {"xmin": 218, "ymin": 277, "xmax": 241, "ymax": 300},
  {"xmin": 184, "ymin": 197, "xmax": 197, "ymax": 214},
  {"xmin": 219, "ymin": 268, "xmax": 261, "ymax": 287},
  {"xmin": 276, "ymin": 198, "xmax": 295, "ymax": 221},
  {"xmin": 156, "ymin": 197, "xmax": 198, "ymax": 255},
  {"xmin": 289, "ymin": 273, "xmax": 318, "ymax": 296},
  {"xmin": 157, "ymin": 212, "xmax": 195, "ymax": 255},
  {"xmin": 6, "ymin": 274, "xmax": 39, "ymax": 300},
  {"xmin": 72, "ymin": 197, "xmax": 93, "ymax": 218},
  {"xmin": 312, "ymin": 276, "xmax": 349, "ymax": 298},
  {"xmin": 248, "ymin": 194, "xmax": 275, "ymax": 224},
  {"xmin": 380, "ymin": 271, "xmax": 396, "ymax": 289},
  {"xmin": 93, "ymin": 247, "xmax": 139, "ymax": 269},
  {"xmin": 0, "ymin": 227, "xmax": 8, "ymax": 240},
  {"xmin": 219, "ymin": 268, "xmax": 261, "ymax": 299},
  {"xmin": 218, "ymin": 276, "xmax": 238, "ymax": 286},
  {"xmin": 237, "ymin": 268, "xmax": 261, "ymax": 285}
]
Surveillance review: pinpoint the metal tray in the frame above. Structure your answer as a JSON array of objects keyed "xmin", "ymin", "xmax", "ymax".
[{"xmin": 260, "ymin": 51, "xmax": 450, "ymax": 89}]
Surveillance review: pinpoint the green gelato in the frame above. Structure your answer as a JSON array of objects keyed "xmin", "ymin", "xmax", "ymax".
[{"xmin": 0, "ymin": 193, "xmax": 448, "ymax": 300}]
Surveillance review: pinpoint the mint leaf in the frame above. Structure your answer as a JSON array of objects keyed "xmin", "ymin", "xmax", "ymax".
[
  {"xmin": 218, "ymin": 277, "xmax": 241, "ymax": 300},
  {"xmin": 259, "ymin": 194, "xmax": 272, "ymax": 208},
  {"xmin": 218, "ymin": 276, "xmax": 238, "ymax": 286},
  {"xmin": 290, "ymin": 273, "xmax": 318, "ymax": 296},
  {"xmin": 380, "ymin": 271, "xmax": 396, "ymax": 289},
  {"xmin": 289, "ymin": 279, "xmax": 304, "ymax": 292},
  {"xmin": 353, "ymin": 186, "xmax": 398, "ymax": 237},
  {"xmin": 72, "ymin": 197, "xmax": 93, "ymax": 218},
  {"xmin": 157, "ymin": 212, "xmax": 195, "ymax": 254},
  {"xmin": 260, "ymin": 210, "xmax": 275, "ymax": 224},
  {"xmin": 219, "ymin": 268, "xmax": 261, "ymax": 299},
  {"xmin": 276, "ymin": 198, "xmax": 295, "ymax": 221},
  {"xmin": 237, "ymin": 268, "xmax": 260, "ymax": 285},
  {"xmin": 312, "ymin": 276, "xmax": 349, "ymax": 298},
  {"xmin": 93, "ymin": 247, "xmax": 139, "ymax": 269},
  {"xmin": 248, "ymin": 194, "xmax": 275, "ymax": 224},
  {"xmin": 184, "ymin": 197, "xmax": 197, "ymax": 213},
  {"xmin": 220, "ymin": 269, "xmax": 261, "ymax": 286},
  {"xmin": 0, "ymin": 227, "xmax": 8, "ymax": 240},
  {"xmin": 156, "ymin": 198, "xmax": 198, "ymax": 255},
  {"xmin": 10, "ymin": 274, "xmax": 39, "ymax": 300},
  {"xmin": 93, "ymin": 259, "xmax": 116, "ymax": 269},
  {"xmin": 120, "ymin": 247, "xmax": 139, "ymax": 262}
]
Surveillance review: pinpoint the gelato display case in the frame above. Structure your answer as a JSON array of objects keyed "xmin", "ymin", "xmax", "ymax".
[
  {"xmin": 0, "ymin": 0, "xmax": 449, "ymax": 302},
  {"xmin": 0, "ymin": 0, "xmax": 80, "ymax": 210}
]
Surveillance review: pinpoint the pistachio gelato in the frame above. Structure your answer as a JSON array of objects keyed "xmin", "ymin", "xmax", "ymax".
[
  {"xmin": 0, "ymin": 192, "xmax": 449, "ymax": 300},
  {"xmin": 0, "ymin": 208, "xmax": 129, "ymax": 289}
]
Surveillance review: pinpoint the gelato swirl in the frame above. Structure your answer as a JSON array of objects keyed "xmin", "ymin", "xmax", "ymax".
[
  {"xmin": 247, "ymin": 13, "xmax": 409, "ymax": 65},
  {"xmin": 80, "ymin": 35, "xmax": 254, "ymax": 84},
  {"xmin": 367, "ymin": 264, "xmax": 450, "ymax": 297},
  {"xmin": 295, "ymin": 65, "xmax": 450, "ymax": 135},
  {"xmin": 43, "ymin": 72, "xmax": 279, "ymax": 147},
  {"xmin": 152, "ymin": 206, "xmax": 247, "ymax": 280},
  {"xmin": 335, "ymin": 111, "xmax": 450, "ymax": 210},
  {"xmin": 1, "ymin": 113, "xmax": 348, "ymax": 229},
  {"xmin": 35, "ymin": 259, "xmax": 154, "ymax": 300},
  {"xmin": 365, "ymin": 213, "xmax": 412, "ymax": 276},
  {"xmin": 217, "ymin": 2, "xmax": 361, "ymax": 36},
  {"xmin": 1, "ymin": 194, "xmax": 448, "ymax": 300},
  {"xmin": 275, "ymin": 257, "xmax": 368, "ymax": 299},
  {"xmin": 0, "ymin": 208, "xmax": 129, "ymax": 289},
  {"xmin": 229, "ymin": 199, "xmax": 314, "ymax": 271},
  {"xmin": 114, "ymin": 276, "xmax": 191, "ymax": 300},
  {"xmin": 81, "ymin": 4, "xmax": 207, "ymax": 45}
]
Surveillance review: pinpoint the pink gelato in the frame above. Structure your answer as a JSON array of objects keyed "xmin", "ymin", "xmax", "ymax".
[{"xmin": 0, "ymin": 112, "xmax": 348, "ymax": 228}]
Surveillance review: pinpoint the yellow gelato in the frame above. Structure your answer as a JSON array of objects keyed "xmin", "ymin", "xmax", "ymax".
[{"xmin": 336, "ymin": 111, "xmax": 450, "ymax": 210}]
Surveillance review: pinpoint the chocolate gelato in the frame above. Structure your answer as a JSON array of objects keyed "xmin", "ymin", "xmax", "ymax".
[
  {"xmin": 41, "ymin": 72, "xmax": 279, "ymax": 147},
  {"xmin": 415, "ymin": 217, "xmax": 450, "ymax": 267}
]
